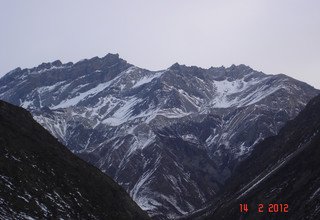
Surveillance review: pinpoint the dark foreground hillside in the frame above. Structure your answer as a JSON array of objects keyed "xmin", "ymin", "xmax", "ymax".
[
  {"xmin": 185, "ymin": 94, "xmax": 320, "ymax": 220},
  {"xmin": 0, "ymin": 100, "xmax": 149, "ymax": 219}
]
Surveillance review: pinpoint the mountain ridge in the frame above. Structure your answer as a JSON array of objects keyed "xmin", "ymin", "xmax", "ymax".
[
  {"xmin": 0, "ymin": 100, "xmax": 150, "ymax": 219},
  {"xmin": 183, "ymin": 93, "xmax": 320, "ymax": 220},
  {"xmin": 0, "ymin": 53, "xmax": 318, "ymax": 219}
]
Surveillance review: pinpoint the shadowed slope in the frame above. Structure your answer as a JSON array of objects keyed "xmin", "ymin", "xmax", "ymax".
[{"xmin": 0, "ymin": 100, "xmax": 150, "ymax": 219}]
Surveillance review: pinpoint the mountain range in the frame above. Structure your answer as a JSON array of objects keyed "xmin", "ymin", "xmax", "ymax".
[{"xmin": 0, "ymin": 53, "xmax": 318, "ymax": 219}]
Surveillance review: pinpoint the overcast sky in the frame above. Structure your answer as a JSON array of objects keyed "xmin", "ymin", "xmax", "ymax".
[{"xmin": 1, "ymin": 0, "xmax": 320, "ymax": 88}]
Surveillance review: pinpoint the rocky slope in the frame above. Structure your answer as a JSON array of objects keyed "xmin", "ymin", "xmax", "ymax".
[
  {"xmin": 183, "ymin": 94, "xmax": 320, "ymax": 220},
  {"xmin": 0, "ymin": 53, "xmax": 318, "ymax": 218},
  {"xmin": 0, "ymin": 100, "xmax": 149, "ymax": 219}
]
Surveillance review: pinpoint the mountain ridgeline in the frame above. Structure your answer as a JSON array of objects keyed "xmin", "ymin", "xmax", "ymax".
[
  {"xmin": 183, "ymin": 93, "xmax": 320, "ymax": 220},
  {"xmin": 0, "ymin": 100, "xmax": 149, "ymax": 219},
  {"xmin": 0, "ymin": 53, "xmax": 318, "ymax": 219}
]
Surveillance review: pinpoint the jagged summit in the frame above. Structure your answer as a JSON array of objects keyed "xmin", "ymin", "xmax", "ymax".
[
  {"xmin": 6, "ymin": 54, "xmax": 257, "ymax": 79},
  {"xmin": 36, "ymin": 59, "xmax": 63, "ymax": 69},
  {"xmin": 5, "ymin": 54, "xmax": 267, "ymax": 86}
]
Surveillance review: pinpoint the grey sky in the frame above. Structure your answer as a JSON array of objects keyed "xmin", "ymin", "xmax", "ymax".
[{"xmin": 1, "ymin": 0, "xmax": 320, "ymax": 88}]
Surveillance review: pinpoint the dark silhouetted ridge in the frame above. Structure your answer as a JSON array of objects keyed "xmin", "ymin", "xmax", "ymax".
[{"xmin": 0, "ymin": 100, "xmax": 150, "ymax": 219}]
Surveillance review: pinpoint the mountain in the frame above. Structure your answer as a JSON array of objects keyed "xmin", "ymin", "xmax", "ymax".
[
  {"xmin": 182, "ymin": 94, "xmax": 320, "ymax": 220},
  {"xmin": 0, "ymin": 100, "xmax": 149, "ymax": 219},
  {"xmin": 0, "ymin": 53, "xmax": 318, "ymax": 219}
]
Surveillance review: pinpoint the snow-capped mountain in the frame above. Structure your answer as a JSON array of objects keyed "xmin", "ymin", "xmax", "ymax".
[{"xmin": 0, "ymin": 53, "xmax": 318, "ymax": 219}]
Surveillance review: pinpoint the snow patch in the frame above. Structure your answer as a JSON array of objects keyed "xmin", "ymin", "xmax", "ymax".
[{"xmin": 132, "ymin": 71, "xmax": 165, "ymax": 88}]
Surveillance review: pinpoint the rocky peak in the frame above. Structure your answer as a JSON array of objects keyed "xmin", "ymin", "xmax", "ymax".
[{"xmin": 169, "ymin": 62, "xmax": 183, "ymax": 71}]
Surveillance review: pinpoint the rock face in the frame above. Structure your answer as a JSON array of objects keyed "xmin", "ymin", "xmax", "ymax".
[
  {"xmin": 0, "ymin": 100, "xmax": 150, "ymax": 219},
  {"xmin": 0, "ymin": 53, "xmax": 318, "ymax": 219},
  {"xmin": 185, "ymin": 94, "xmax": 320, "ymax": 220}
]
